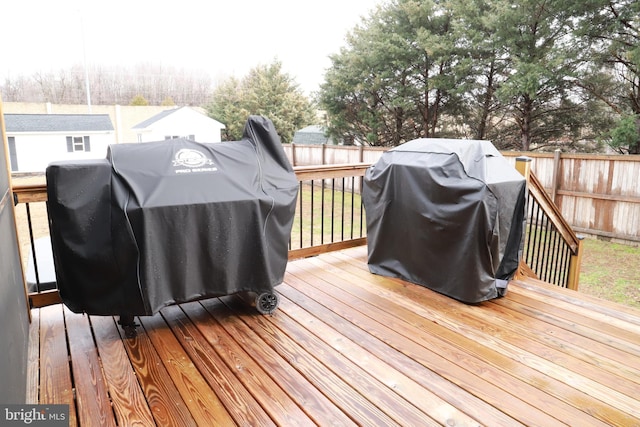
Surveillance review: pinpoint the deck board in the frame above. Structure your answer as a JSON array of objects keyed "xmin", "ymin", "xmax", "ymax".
[
  {"xmin": 181, "ymin": 298, "xmax": 322, "ymax": 426},
  {"xmin": 90, "ymin": 315, "xmax": 157, "ymax": 426},
  {"xmin": 38, "ymin": 304, "xmax": 78, "ymax": 427},
  {"xmin": 64, "ymin": 308, "xmax": 116, "ymax": 427},
  {"xmin": 28, "ymin": 247, "xmax": 640, "ymax": 426},
  {"xmin": 25, "ymin": 308, "xmax": 39, "ymax": 405},
  {"xmin": 288, "ymin": 254, "xmax": 597, "ymax": 426},
  {"xmin": 325, "ymin": 248, "xmax": 640, "ymax": 424},
  {"xmin": 160, "ymin": 304, "xmax": 277, "ymax": 427},
  {"xmin": 119, "ymin": 315, "xmax": 197, "ymax": 426}
]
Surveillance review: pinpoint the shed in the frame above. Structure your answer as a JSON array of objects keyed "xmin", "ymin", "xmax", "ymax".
[{"xmin": 292, "ymin": 125, "xmax": 333, "ymax": 145}]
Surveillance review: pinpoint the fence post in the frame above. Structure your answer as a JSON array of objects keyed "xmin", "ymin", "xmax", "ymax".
[
  {"xmin": 359, "ymin": 145, "xmax": 364, "ymax": 163},
  {"xmin": 291, "ymin": 143, "xmax": 297, "ymax": 167},
  {"xmin": 322, "ymin": 143, "xmax": 327, "ymax": 165},
  {"xmin": 566, "ymin": 237, "xmax": 584, "ymax": 291},
  {"xmin": 551, "ymin": 149, "xmax": 561, "ymax": 203}
]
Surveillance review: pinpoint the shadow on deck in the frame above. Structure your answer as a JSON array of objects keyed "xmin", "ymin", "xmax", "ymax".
[{"xmin": 29, "ymin": 246, "xmax": 640, "ymax": 426}]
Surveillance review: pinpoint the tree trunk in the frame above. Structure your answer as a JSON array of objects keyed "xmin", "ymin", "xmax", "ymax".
[
  {"xmin": 631, "ymin": 116, "xmax": 640, "ymax": 155},
  {"xmin": 394, "ymin": 107, "xmax": 403, "ymax": 146},
  {"xmin": 476, "ymin": 61, "xmax": 496, "ymax": 140},
  {"xmin": 520, "ymin": 95, "xmax": 533, "ymax": 151},
  {"xmin": 422, "ymin": 54, "xmax": 430, "ymax": 138}
]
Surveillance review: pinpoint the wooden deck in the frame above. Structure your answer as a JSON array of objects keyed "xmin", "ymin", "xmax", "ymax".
[{"xmin": 27, "ymin": 246, "xmax": 640, "ymax": 426}]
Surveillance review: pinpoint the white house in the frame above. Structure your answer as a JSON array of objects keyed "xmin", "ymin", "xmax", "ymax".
[
  {"xmin": 132, "ymin": 106, "xmax": 225, "ymax": 143},
  {"xmin": 4, "ymin": 114, "xmax": 115, "ymax": 172}
]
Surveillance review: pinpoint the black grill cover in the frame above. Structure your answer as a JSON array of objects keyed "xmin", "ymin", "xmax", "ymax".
[
  {"xmin": 46, "ymin": 116, "xmax": 297, "ymax": 316},
  {"xmin": 363, "ymin": 139, "xmax": 526, "ymax": 303}
]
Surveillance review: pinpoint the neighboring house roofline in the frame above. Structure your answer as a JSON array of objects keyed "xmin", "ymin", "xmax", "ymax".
[
  {"xmin": 132, "ymin": 106, "xmax": 225, "ymax": 130},
  {"xmin": 4, "ymin": 114, "xmax": 114, "ymax": 133},
  {"xmin": 132, "ymin": 107, "xmax": 186, "ymax": 129},
  {"xmin": 292, "ymin": 125, "xmax": 331, "ymax": 145}
]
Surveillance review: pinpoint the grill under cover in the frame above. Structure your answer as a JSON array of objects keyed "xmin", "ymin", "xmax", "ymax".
[
  {"xmin": 363, "ymin": 138, "xmax": 526, "ymax": 303},
  {"xmin": 46, "ymin": 116, "xmax": 297, "ymax": 316}
]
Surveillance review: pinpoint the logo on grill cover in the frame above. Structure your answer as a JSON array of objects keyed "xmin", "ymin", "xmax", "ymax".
[{"xmin": 172, "ymin": 149, "xmax": 217, "ymax": 173}]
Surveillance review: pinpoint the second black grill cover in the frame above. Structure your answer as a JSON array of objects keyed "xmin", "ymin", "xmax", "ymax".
[
  {"xmin": 363, "ymin": 139, "xmax": 526, "ymax": 303},
  {"xmin": 47, "ymin": 116, "xmax": 297, "ymax": 316}
]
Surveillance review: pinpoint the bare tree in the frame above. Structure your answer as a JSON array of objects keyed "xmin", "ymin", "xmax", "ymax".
[{"xmin": 1, "ymin": 63, "xmax": 215, "ymax": 106}]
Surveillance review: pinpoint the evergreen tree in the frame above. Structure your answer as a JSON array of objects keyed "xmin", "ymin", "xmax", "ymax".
[
  {"xmin": 207, "ymin": 60, "xmax": 316, "ymax": 144},
  {"xmin": 576, "ymin": 0, "xmax": 640, "ymax": 154},
  {"xmin": 489, "ymin": 0, "xmax": 588, "ymax": 150},
  {"xmin": 130, "ymin": 94, "xmax": 149, "ymax": 106},
  {"xmin": 320, "ymin": 0, "xmax": 467, "ymax": 146}
]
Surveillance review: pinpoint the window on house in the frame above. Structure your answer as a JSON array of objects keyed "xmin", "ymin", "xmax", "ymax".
[{"xmin": 66, "ymin": 136, "xmax": 91, "ymax": 152}]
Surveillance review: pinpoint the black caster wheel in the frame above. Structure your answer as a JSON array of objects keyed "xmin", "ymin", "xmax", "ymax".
[
  {"xmin": 255, "ymin": 292, "xmax": 279, "ymax": 315},
  {"xmin": 118, "ymin": 315, "xmax": 139, "ymax": 338}
]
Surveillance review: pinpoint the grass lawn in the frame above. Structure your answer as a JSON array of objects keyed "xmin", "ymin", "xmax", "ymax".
[
  {"xmin": 578, "ymin": 238, "xmax": 640, "ymax": 309},
  {"xmin": 289, "ymin": 181, "xmax": 365, "ymax": 250}
]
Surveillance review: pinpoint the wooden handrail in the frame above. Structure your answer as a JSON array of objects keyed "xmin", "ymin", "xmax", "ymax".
[
  {"xmin": 293, "ymin": 163, "xmax": 369, "ymax": 180},
  {"xmin": 527, "ymin": 172, "xmax": 581, "ymax": 253},
  {"xmin": 515, "ymin": 157, "xmax": 583, "ymax": 290},
  {"xmin": 12, "ymin": 163, "xmax": 372, "ymax": 203},
  {"xmin": 13, "ymin": 163, "xmax": 373, "ymax": 308},
  {"xmin": 12, "ymin": 183, "xmax": 47, "ymax": 203}
]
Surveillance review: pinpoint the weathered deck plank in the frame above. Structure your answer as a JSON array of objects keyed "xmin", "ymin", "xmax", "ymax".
[
  {"xmin": 217, "ymin": 295, "xmax": 438, "ymax": 426},
  {"xmin": 117, "ymin": 315, "xmax": 197, "ymax": 426},
  {"xmin": 288, "ymin": 256, "xmax": 579, "ymax": 426},
  {"xmin": 90, "ymin": 315, "xmax": 157, "ymax": 426},
  {"xmin": 328, "ymin": 247, "xmax": 640, "ymax": 423},
  {"xmin": 318, "ymin": 249, "xmax": 638, "ymax": 425},
  {"xmin": 64, "ymin": 308, "xmax": 116, "ymax": 427},
  {"xmin": 38, "ymin": 304, "xmax": 78, "ymax": 427},
  {"xmin": 160, "ymin": 304, "xmax": 277, "ymax": 427},
  {"xmin": 25, "ymin": 308, "xmax": 39, "ymax": 404},
  {"xmin": 27, "ymin": 247, "xmax": 640, "ymax": 426},
  {"xmin": 195, "ymin": 298, "xmax": 351, "ymax": 426},
  {"xmin": 138, "ymin": 314, "xmax": 236, "ymax": 426}
]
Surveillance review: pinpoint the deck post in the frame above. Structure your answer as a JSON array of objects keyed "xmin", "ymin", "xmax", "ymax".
[
  {"xmin": 514, "ymin": 156, "xmax": 533, "ymax": 281},
  {"xmin": 566, "ymin": 237, "xmax": 584, "ymax": 291},
  {"xmin": 515, "ymin": 156, "xmax": 532, "ymax": 181}
]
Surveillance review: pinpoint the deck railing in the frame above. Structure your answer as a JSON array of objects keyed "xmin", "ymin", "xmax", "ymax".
[
  {"xmin": 288, "ymin": 163, "xmax": 368, "ymax": 259},
  {"xmin": 12, "ymin": 159, "xmax": 582, "ymax": 309},
  {"xmin": 515, "ymin": 157, "xmax": 583, "ymax": 290},
  {"xmin": 11, "ymin": 164, "xmax": 370, "ymax": 308}
]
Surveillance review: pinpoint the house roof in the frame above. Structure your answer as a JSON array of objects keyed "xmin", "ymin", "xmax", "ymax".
[
  {"xmin": 132, "ymin": 107, "xmax": 183, "ymax": 129},
  {"xmin": 132, "ymin": 106, "xmax": 224, "ymax": 130},
  {"xmin": 292, "ymin": 125, "xmax": 329, "ymax": 145},
  {"xmin": 4, "ymin": 114, "xmax": 114, "ymax": 133}
]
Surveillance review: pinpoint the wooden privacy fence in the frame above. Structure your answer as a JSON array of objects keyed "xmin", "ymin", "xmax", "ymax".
[
  {"xmin": 503, "ymin": 151, "xmax": 640, "ymax": 244},
  {"xmin": 284, "ymin": 144, "xmax": 640, "ymax": 243}
]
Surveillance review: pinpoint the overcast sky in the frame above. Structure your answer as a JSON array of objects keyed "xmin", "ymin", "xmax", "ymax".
[{"xmin": 1, "ymin": 0, "xmax": 384, "ymax": 95}]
